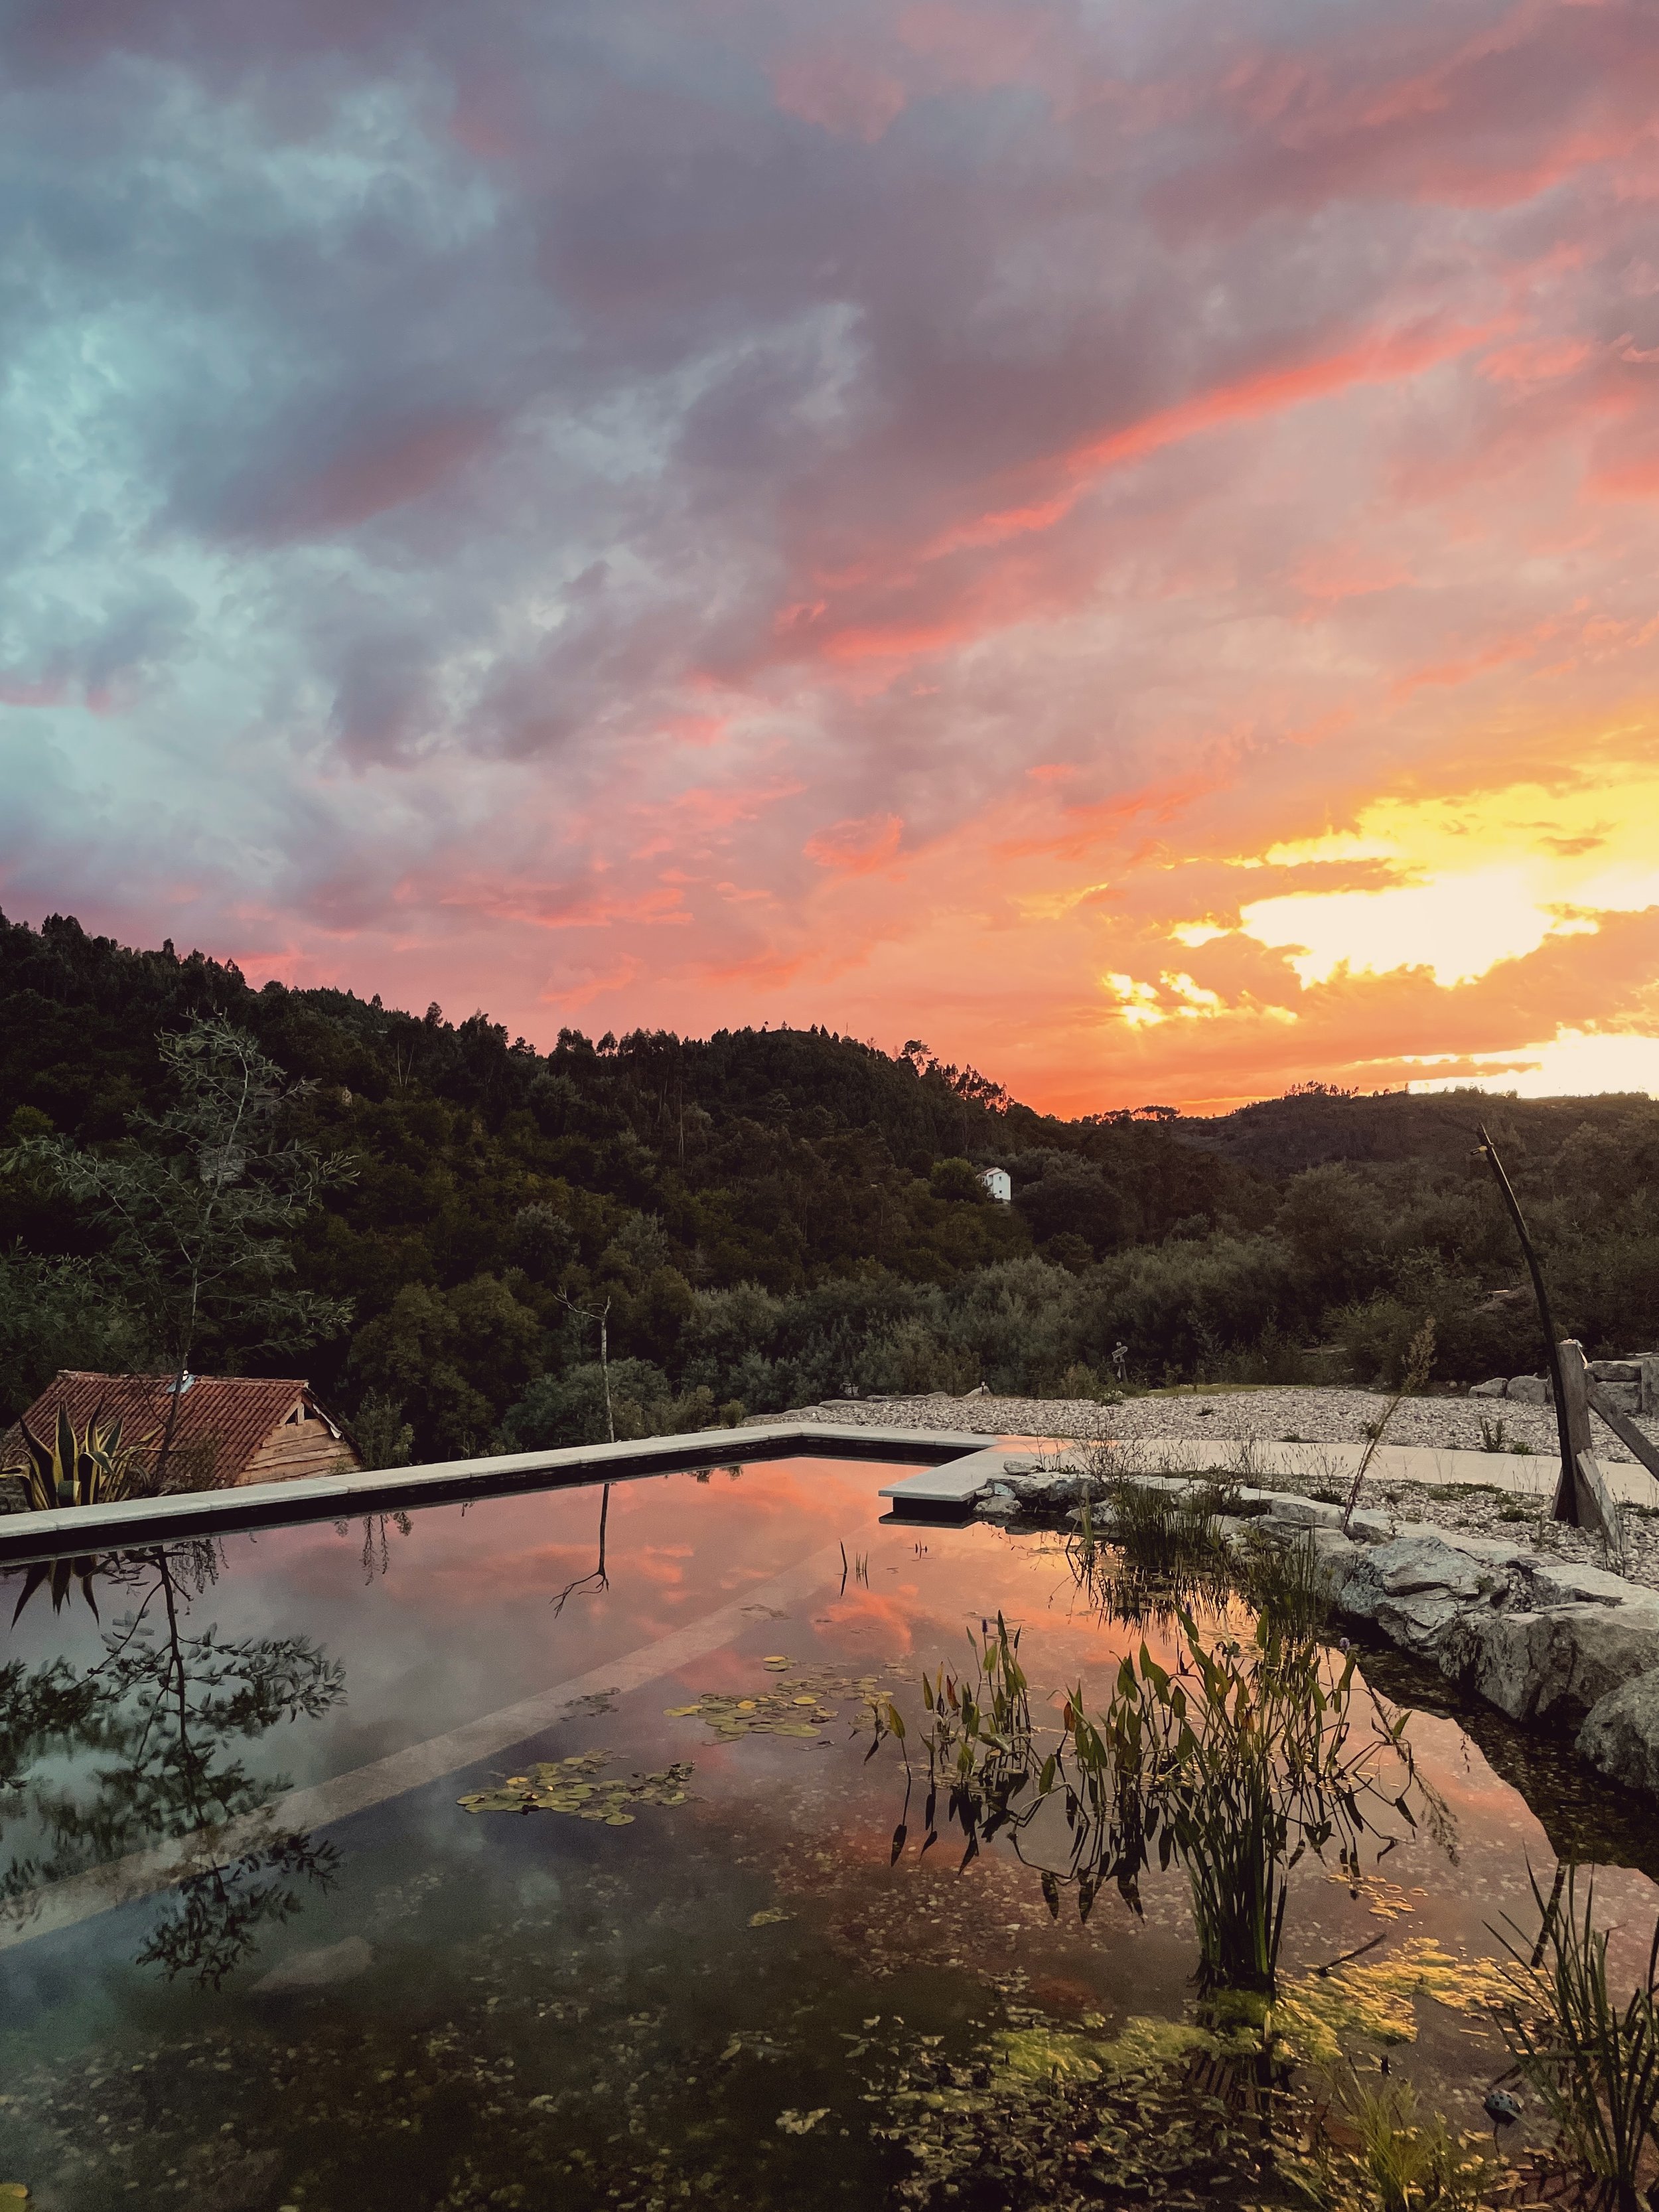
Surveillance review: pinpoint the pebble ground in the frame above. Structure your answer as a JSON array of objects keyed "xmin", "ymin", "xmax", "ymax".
[{"xmin": 768, "ymin": 1383, "xmax": 1659, "ymax": 1464}]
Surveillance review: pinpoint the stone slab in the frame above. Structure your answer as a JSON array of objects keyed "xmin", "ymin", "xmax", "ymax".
[
  {"xmin": 1030, "ymin": 1432, "xmax": 1659, "ymax": 1508},
  {"xmin": 879, "ymin": 1446, "xmax": 1028, "ymax": 1512}
]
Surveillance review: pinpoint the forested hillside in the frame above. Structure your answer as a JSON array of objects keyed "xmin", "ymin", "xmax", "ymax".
[{"xmin": 3, "ymin": 910, "xmax": 1656, "ymax": 1464}]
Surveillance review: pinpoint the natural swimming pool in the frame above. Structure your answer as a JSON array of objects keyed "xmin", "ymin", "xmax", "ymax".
[{"xmin": 5, "ymin": 1454, "xmax": 1659, "ymax": 2210}]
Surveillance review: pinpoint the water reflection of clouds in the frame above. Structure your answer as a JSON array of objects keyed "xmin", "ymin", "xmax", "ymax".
[{"xmin": 16, "ymin": 1458, "xmax": 1656, "ymax": 2005}]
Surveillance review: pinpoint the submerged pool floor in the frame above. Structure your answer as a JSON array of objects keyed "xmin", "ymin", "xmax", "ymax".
[{"xmin": 4, "ymin": 1456, "xmax": 1658, "ymax": 2210}]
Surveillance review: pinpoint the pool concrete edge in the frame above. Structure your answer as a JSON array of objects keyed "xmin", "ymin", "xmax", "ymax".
[{"xmin": 0, "ymin": 1421, "xmax": 988, "ymax": 1565}]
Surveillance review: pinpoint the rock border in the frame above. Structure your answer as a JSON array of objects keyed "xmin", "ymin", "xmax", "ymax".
[{"xmin": 974, "ymin": 1458, "xmax": 1659, "ymax": 1806}]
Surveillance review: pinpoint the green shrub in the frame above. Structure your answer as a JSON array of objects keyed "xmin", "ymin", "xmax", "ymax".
[
  {"xmin": 929, "ymin": 1157, "xmax": 987, "ymax": 1203},
  {"xmin": 502, "ymin": 1361, "xmax": 718, "ymax": 1447}
]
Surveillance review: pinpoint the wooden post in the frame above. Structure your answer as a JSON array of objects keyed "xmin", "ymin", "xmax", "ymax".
[
  {"xmin": 1642, "ymin": 1355, "xmax": 1659, "ymax": 1421},
  {"xmin": 1578, "ymin": 1451, "xmax": 1626, "ymax": 1575},
  {"xmin": 1585, "ymin": 1377, "xmax": 1659, "ymax": 1486},
  {"xmin": 1557, "ymin": 1340, "xmax": 1600, "ymax": 1533}
]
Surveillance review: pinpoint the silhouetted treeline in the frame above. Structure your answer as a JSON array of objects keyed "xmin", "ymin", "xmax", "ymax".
[{"xmin": 3, "ymin": 911, "xmax": 1656, "ymax": 1459}]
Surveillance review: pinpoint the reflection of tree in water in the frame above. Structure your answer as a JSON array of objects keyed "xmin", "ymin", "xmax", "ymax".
[
  {"xmin": 1, "ymin": 1540, "xmax": 344, "ymax": 1986},
  {"xmin": 350, "ymin": 1509, "xmax": 413, "ymax": 1583},
  {"xmin": 550, "ymin": 1484, "xmax": 611, "ymax": 1617}
]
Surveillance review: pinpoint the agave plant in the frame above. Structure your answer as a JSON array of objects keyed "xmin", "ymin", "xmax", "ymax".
[
  {"xmin": 6, "ymin": 1404, "xmax": 150, "ymax": 1513},
  {"xmin": 3, "ymin": 1408, "xmax": 153, "ymax": 1627}
]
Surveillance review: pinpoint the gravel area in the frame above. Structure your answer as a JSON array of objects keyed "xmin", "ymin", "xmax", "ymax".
[
  {"xmin": 1380, "ymin": 1485, "xmax": 1658, "ymax": 1586},
  {"xmin": 748, "ymin": 1386, "xmax": 1659, "ymax": 1593},
  {"xmin": 761, "ymin": 1384, "xmax": 1659, "ymax": 1466}
]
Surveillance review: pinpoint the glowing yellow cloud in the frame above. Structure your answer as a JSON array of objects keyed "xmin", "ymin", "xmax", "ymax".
[
  {"xmin": 1240, "ymin": 866, "xmax": 1592, "ymax": 986},
  {"xmin": 1104, "ymin": 971, "xmax": 1167, "ymax": 1025},
  {"xmin": 1219, "ymin": 770, "xmax": 1659, "ymax": 989},
  {"xmin": 1409, "ymin": 1030, "xmax": 1659, "ymax": 1098}
]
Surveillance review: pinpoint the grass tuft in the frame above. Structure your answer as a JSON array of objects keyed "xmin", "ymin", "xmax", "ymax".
[{"xmin": 1492, "ymin": 1864, "xmax": 1659, "ymax": 2211}]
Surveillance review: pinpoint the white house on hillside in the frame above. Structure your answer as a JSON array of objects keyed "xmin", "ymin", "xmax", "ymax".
[{"xmin": 979, "ymin": 1167, "xmax": 1012, "ymax": 1203}]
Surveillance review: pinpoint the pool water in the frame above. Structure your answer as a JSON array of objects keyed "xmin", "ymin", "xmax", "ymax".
[{"xmin": 4, "ymin": 1456, "xmax": 1658, "ymax": 2211}]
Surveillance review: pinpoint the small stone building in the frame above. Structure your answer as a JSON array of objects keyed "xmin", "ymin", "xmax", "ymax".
[
  {"xmin": 2, "ymin": 1370, "xmax": 363, "ymax": 1492},
  {"xmin": 979, "ymin": 1167, "xmax": 1013, "ymax": 1203}
]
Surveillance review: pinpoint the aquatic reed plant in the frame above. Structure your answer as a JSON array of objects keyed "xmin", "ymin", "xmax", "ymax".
[
  {"xmin": 1104, "ymin": 1477, "xmax": 1224, "ymax": 1574},
  {"xmin": 1492, "ymin": 1866, "xmax": 1659, "ymax": 2211},
  {"xmin": 1287, "ymin": 2074, "xmax": 1499, "ymax": 2212},
  {"xmin": 1240, "ymin": 1529, "xmax": 1333, "ymax": 1643},
  {"xmin": 1118, "ymin": 1615, "xmax": 1416, "ymax": 1995},
  {"xmin": 1068, "ymin": 1473, "xmax": 1235, "ymax": 1623},
  {"xmin": 902, "ymin": 1606, "xmax": 1418, "ymax": 1998}
]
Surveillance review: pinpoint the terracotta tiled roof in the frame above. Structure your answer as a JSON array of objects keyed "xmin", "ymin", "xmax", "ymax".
[{"xmin": 1, "ymin": 1371, "xmax": 338, "ymax": 1487}]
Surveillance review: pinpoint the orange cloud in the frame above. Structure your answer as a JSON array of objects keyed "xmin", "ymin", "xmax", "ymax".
[{"xmin": 928, "ymin": 315, "xmax": 1500, "ymax": 561}]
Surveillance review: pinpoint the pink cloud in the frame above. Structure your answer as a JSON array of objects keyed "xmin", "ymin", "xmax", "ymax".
[
  {"xmin": 804, "ymin": 812, "xmax": 904, "ymax": 876},
  {"xmin": 8, "ymin": 0, "xmax": 1659, "ymax": 1111},
  {"xmin": 1293, "ymin": 543, "xmax": 1412, "ymax": 601},
  {"xmin": 768, "ymin": 46, "xmax": 908, "ymax": 141}
]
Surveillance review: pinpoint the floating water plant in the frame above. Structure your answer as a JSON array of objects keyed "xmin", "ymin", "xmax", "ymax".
[
  {"xmin": 865, "ymin": 1996, "xmax": 1293, "ymax": 2208},
  {"xmin": 1275, "ymin": 1939, "xmax": 1514, "ymax": 2069},
  {"xmin": 665, "ymin": 1659, "xmax": 891, "ymax": 1742},
  {"xmin": 457, "ymin": 1750, "xmax": 693, "ymax": 1822}
]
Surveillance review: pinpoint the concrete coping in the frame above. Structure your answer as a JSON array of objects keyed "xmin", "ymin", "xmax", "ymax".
[{"xmin": 0, "ymin": 1420, "xmax": 989, "ymax": 1566}]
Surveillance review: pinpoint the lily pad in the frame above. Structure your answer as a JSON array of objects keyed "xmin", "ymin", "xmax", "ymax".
[
  {"xmin": 664, "ymin": 1661, "xmax": 892, "ymax": 1743},
  {"xmin": 457, "ymin": 1750, "xmax": 694, "ymax": 1823}
]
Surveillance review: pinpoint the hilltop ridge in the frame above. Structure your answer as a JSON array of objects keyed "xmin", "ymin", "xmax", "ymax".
[{"xmin": 3, "ymin": 909, "xmax": 1656, "ymax": 1455}]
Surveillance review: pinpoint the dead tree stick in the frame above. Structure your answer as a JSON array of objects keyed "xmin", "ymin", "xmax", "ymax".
[{"xmin": 1477, "ymin": 1124, "xmax": 1578, "ymax": 1525}]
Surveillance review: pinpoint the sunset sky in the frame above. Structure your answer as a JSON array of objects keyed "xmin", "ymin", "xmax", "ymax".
[{"xmin": 2, "ymin": 0, "xmax": 1657, "ymax": 1115}]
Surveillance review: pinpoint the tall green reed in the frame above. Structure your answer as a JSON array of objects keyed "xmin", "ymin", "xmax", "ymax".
[
  {"xmin": 1068, "ymin": 1473, "xmax": 1234, "ymax": 1624},
  {"xmin": 1287, "ymin": 2073, "xmax": 1498, "ymax": 2212},
  {"xmin": 895, "ymin": 1605, "xmax": 1418, "ymax": 1998},
  {"xmin": 1492, "ymin": 1866, "xmax": 1659, "ymax": 2211}
]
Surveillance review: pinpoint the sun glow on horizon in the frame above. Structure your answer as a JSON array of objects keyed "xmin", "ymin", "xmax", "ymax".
[
  {"xmin": 1407, "ymin": 1030, "xmax": 1659, "ymax": 1099},
  {"xmin": 1181, "ymin": 765, "xmax": 1659, "ymax": 991},
  {"xmin": 1074, "ymin": 759, "xmax": 1659, "ymax": 1105}
]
